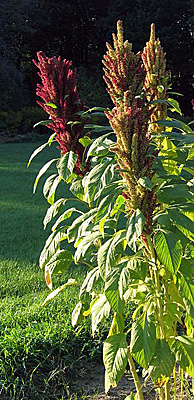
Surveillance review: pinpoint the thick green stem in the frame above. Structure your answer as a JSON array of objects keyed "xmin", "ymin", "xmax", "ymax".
[
  {"xmin": 146, "ymin": 235, "xmax": 165, "ymax": 338},
  {"xmin": 128, "ymin": 350, "xmax": 144, "ymax": 400}
]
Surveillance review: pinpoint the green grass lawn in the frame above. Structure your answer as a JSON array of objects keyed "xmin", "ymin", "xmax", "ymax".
[{"xmin": 0, "ymin": 141, "xmax": 99, "ymax": 400}]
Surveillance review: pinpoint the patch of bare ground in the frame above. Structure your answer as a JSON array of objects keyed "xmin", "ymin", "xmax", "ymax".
[
  {"xmin": 73, "ymin": 363, "xmax": 155, "ymax": 400},
  {"xmin": 74, "ymin": 363, "xmax": 194, "ymax": 399}
]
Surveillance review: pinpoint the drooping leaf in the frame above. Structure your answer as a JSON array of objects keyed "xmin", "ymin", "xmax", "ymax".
[
  {"xmin": 178, "ymin": 273, "xmax": 194, "ymax": 309},
  {"xmin": 171, "ymin": 336, "xmax": 194, "ymax": 377},
  {"xmin": 43, "ymin": 174, "xmax": 61, "ymax": 205},
  {"xmin": 79, "ymin": 267, "xmax": 101, "ymax": 300},
  {"xmin": 70, "ymin": 178, "xmax": 85, "ymax": 201},
  {"xmin": 43, "ymin": 198, "xmax": 66, "ymax": 229},
  {"xmin": 67, "ymin": 208, "xmax": 97, "ymax": 243},
  {"xmin": 86, "ymin": 132, "xmax": 113, "ymax": 160},
  {"xmin": 72, "ymin": 301, "xmax": 84, "ymax": 326},
  {"xmin": 83, "ymin": 161, "xmax": 110, "ymax": 201},
  {"xmin": 44, "ymin": 249, "xmax": 73, "ymax": 289},
  {"xmin": 98, "ymin": 231, "xmax": 126, "ymax": 280},
  {"xmin": 154, "ymin": 230, "xmax": 182, "ymax": 274},
  {"xmin": 74, "ymin": 231, "xmax": 101, "ymax": 263},
  {"xmin": 103, "ymin": 333, "xmax": 128, "ymax": 390},
  {"xmin": 42, "ymin": 279, "xmax": 78, "ymax": 306},
  {"xmin": 157, "ymin": 119, "xmax": 193, "ymax": 133},
  {"xmin": 130, "ymin": 312, "xmax": 156, "ymax": 368},
  {"xmin": 27, "ymin": 142, "xmax": 48, "ymax": 167},
  {"xmin": 91, "ymin": 294, "xmax": 111, "ymax": 335},
  {"xmin": 105, "ymin": 267, "xmax": 124, "ymax": 313},
  {"xmin": 33, "ymin": 119, "xmax": 51, "ymax": 128},
  {"xmin": 126, "ymin": 209, "xmax": 145, "ymax": 252},
  {"xmin": 52, "ymin": 208, "xmax": 81, "ymax": 231},
  {"xmin": 149, "ymin": 339, "xmax": 175, "ymax": 384},
  {"xmin": 39, "ymin": 228, "xmax": 67, "ymax": 269},
  {"xmin": 168, "ymin": 210, "xmax": 194, "ymax": 242},
  {"xmin": 33, "ymin": 158, "xmax": 57, "ymax": 193},
  {"xmin": 57, "ymin": 151, "xmax": 77, "ymax": 182},
  {"xmin": 167, "ymin": 98, "xmax": 182, "ymax": 115}
]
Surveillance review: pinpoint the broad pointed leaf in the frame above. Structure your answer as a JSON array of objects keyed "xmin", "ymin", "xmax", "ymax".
[
  {"xmin": 103, "ymin": 333, "xmax": 128, "ymax": 389},
  {"xmin": 130, "ymin": 312, "xmax": 156, "ymax": 368},
  {"xmin": 154, "ymin": 230, "xmax": 182, "ymax": 274}
]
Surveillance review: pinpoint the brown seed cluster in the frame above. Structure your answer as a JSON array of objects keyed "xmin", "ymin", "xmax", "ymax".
[{"xmin": 141, "ymin": 23, "xmax": 170, "ymax": 133}]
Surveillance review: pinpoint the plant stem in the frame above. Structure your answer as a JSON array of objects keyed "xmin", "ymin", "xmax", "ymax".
[
  {"xmin": 173, "ymin": 366, "xmax": 176, "ymax": 400},
  {"xmin": 165, "ymin": 381, "xmax": 170, "ymax": 400},
  {"xmin": 128, "ymin": 350, "xmax": 144, "ymax": 400},
  {"xmin": 180, "ymin": 367, "xmax": 184, "ymax": 400},
  {"xmin": 146, "ymin": 235, "xmax": 165, "ymax": 338}
]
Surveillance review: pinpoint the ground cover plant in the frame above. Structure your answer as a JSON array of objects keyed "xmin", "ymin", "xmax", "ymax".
[{"xmin": 29, "ymin": 22, "xmax": 194, "ymax": 399}]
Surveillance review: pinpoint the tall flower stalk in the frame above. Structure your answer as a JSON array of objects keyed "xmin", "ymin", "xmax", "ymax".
[
  {"xmin": 141, "ymin": 23, "xmax": 170, "ymax": 133},
  {"xmin": 103, "ymin": 21, "xmax": 157, "ymax": 232},
  {"xmin": 33, "ymin": 51, "xmax": 89, "ymax": 175}
]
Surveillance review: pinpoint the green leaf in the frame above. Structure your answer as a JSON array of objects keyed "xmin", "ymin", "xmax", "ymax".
[
  {"xmin": 168, "ymin": 210, "xmax": 194, "ymax": 242},
  {"xmin": 78, "ymin": 136, "xmax": 92, "ymax": 147},
  {"xmin": 130, "ymin": 312, "xmax": 156, "ymax": 368},
  {"xmin": 74, "ymin": 231, "xmax": 101, "ymax": 263},
  {"xmin": 154, "ymin": 230, "xmax": 182, "ymax": 274},
  {"xmin": 105, "ymin": 266, "xmax": 124, "ymax": 313},
  {"xmin": 103, "ymin": 333, "xmax": 128, "ymax": 389},
  {"xmin": 157, "ymin": 183, "xmax": 192, "ymax": 203},
  {"xmin": 48, "ymin": 132, "xmax": 57, "ymax": 146},
  {"xmin": 33, "ymin": 158, "xmax": 57, "ymax": 193},
  {"xmin": 126, "ymin": 209, "xmax": 145, "ymax": 252},
  {"xmin": 67, "ymin": 120, "xmax": 81, "ymax": 127},
  {"xmin": 43, "ymin": 174, "xmax": 61, "ymax": 205},
  {"xmin": 98, "ymin": 231, "xmax": 126, "ymax": 280},
  {"xmin": 52, "ymin": 208, "xmax": 81, "ymax": 231},
  {"xmin": 83, "ymin": 162, "xmax": 109, "ymax": 201},
  {"xmin": 33, "ymin": 119, "xmax": 51, "ymax": 128},
  {"xmin": 167, "ymin": 98, "xmax": 182, "ymax": 115},
  {"xmin": 149, "ymin": 339, "xmax": 175, "ymax": 383},
  {"xmin": 57, "ymin": 151, "xmax": 77, "ymax": 182},
  {"xmin": 27, "ymin": 142, "xmax": 48, "ymax": 167},
  {"xmin": 91, "ymin": 294, "xmax": 111, "ymax": 335},
  {"xmin": 85, "ymin": 124, "xmax": 111, "ymax": 133},
  {"xmin": 72, "ymin": 301, "xmax": 84, "ymax": 326},
  {"xmin": 187, "ymin": 147, "xmax": 194, "ymax": 161},
  {"xmin": 157, "ymin": 119, "xmax": 193, "ymax": 133},
  {"xmin": 44, "ymin": 249, "xmax": 73, "ymax": 289},
  {"xmin": 171, "ymin": 336, "xmax": 194, "ymax": 377},
  {"xmin": 67, "ymin": 208, "xmax": 97, "ymax": 243},
  {"xmin": 45, "ymin": 102, "xmax": 57, "ymax": 108},
  {"xmin": 39, "ymin": 228, "xmax": 67, "ymax": 269},
  {"xmin": 86, "ymin": 132, "xmax": 113, "ymax": 160},
  {"xmin": 70, "ymin": 179, "xmax": 85, "ymax": 201},
  {"xmin": 178, "ymin": 274, "xmax": 194, "ymax": 309},
  {"xmin": 42, "ymin": 279, "xmax": 78, "ymax": 306},
  {"xmin": 43, "ymin": 198, "xmax": 66, "ymax": 229},
  {"xmin": 138, "ymin": 177, "xmax": 154, "ymax": 191},
  {"xmin": 79, "ymin": 267, "xmax": 101, "ymax": 299}
]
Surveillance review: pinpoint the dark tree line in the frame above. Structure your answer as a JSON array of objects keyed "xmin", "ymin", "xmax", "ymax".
[{"xmin": 0, "ymin": 0, "xmax": 194, "ymax": 114}]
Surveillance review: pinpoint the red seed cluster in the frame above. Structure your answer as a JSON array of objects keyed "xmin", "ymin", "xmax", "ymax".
[{"xmin": 33, "ymin": 51, "xmax": 88, "ymax": 174}]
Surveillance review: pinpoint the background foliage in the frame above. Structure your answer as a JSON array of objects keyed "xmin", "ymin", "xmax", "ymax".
[{"xmin": 0, "ymin": 0, "xmax": 194, "ymax": 120}]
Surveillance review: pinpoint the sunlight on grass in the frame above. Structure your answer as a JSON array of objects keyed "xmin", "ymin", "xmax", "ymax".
[{"xmin": 0, "ymin": 141, "xmax": 91, "ymax": 400}]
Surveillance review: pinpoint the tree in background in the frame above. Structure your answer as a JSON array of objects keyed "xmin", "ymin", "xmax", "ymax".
[{"xmin": 0, "ymin": 0, "xmax": 193, "ymax": 116}]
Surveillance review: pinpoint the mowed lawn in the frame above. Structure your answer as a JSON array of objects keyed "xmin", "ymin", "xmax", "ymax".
[{"xmin": 0, "ymin": 141, "xmax": 94, "ymax": 400}]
